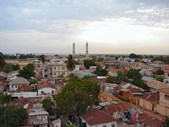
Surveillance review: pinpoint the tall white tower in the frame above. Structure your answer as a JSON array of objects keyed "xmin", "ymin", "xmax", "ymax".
[
  {"xmin": 73, "ymin": 42, "xmax": 75, "ymax": 56},
  {"xmin": 86, "ymin": 42, "xmax": 88, "ymax": 57}
]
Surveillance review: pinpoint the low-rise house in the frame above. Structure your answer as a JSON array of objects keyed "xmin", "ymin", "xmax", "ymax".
[
  {"xmin": 116, "ymin": 83, "xmax": 144, "ymax": 104},
  {"xmin": 137, "ymin": 113, "xmax": 163, "ymax": 127},
  {"xmin": 101, "ymin": 83, "xmax": 118, "ymax": 93},
  {"xmin": 139, "ymin": 92, "xmax": 159, "ymax": 112},
  {"xmin": 104, "ymin": 103, "xmax": 134, "ymax": 120},
  {"xmin": 10, "ymin": 96, "xmax": 34, "ymax": 112},
  {"xmin": 28, "ymin": 103, "xmax": 49, "ymax": 127},
  {"xmin": 7, "ymin": 71, "xmax": 18, "ymax": 81},
  {"xmin": 147, "ymin": 80, "xmax": 168, "ymax": 92},
  {"xmin": 37, "ymin": 81, "xmax": 56, "ymax": 96},
  {"xmin": 8, "ymin": 77, "xmax": 30, "ymax": 92},
  {"xmin": 73, "ymin": 70, "xmax": 96, "ymax": 78},
  {"xmin": 131, "ymin": 62, "xmax": 151, "ymax": 70},
  {"xmin": 81, "ymin": 109, "xmax": 117, "ymax": 127},
  {"xmin": 98, "ymin": 91, "xmax": 122, "ymax": 104},
  {"xmin": 155, "ymin": 88, "xmax": 169, "ymax": 116},
  {"xmin": 107, "ymin": 67, "xmax": 118, "ymax": 77},
  {"xmin": 17, "ymin": 84, "xmax": 32, "ymax": 92}
]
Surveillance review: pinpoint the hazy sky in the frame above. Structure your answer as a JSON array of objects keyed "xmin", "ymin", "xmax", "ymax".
[{"xmin": 0, "ymin": 0, "xmax": 169, "ymax": 55}]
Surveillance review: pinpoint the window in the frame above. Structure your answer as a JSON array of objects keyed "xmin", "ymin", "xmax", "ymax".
[
  {"xmin": 111, "ymin": 124, "xmax": 115, "ymax": 127},
  {"xmin": 103, "ymin": 125, "xmax": 107, "ymax": 127},
  {"xmin": 54, "ymin": 67, "xmax": 56, "ymax": 70}
]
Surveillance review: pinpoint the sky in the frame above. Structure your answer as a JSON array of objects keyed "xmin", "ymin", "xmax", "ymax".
[{"xmin": 0, "ymin": 0, "xmax": 169, "ymax": 55}]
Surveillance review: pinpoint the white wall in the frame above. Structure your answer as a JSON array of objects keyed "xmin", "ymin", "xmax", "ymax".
[{"xmin": 38, "ymin": 87, "xmax": 56, "ymax": 95}]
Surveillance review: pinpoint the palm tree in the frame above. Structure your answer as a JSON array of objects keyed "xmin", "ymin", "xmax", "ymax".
[{"xmin": 66, "ymin": 55, "xmax": 75, "ymax": 74}]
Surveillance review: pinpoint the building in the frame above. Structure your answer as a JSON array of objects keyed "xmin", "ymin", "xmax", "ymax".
[
  {"xmin": 43, "ymin": 63, "xmax": 67, "ymax": 79},
  {"xmin": 37, "ymin": 81, "xmax": 56, "ymax": 96},
  {"xmin": 28, "ymin": 103, "xmax": 49, "ymax": 127},
  {"xmin": 8, "ymin": 77, "xmax": 30, "ymax": 92},
  {"xmin": 81, "ymin": 109, "xmax": 117, "ymax": 127},
  {"xmin": 155, "ymin": 88, "xmax": 169, "ymax": 116}
]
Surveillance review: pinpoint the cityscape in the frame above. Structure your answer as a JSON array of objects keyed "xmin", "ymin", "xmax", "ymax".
[{"xmin": 0, "ymin": 0, "xmax": 169, "ymax": 127}]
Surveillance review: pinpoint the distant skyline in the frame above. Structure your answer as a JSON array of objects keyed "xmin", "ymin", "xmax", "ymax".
[{"xmin": 0, "ymin": 0, "xmax": 169, "ymax": 55}]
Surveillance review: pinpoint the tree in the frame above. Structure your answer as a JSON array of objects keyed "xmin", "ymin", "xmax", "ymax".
[
  {"xmin": 129, "ymin": 53, "xmax": 142, "ymax": 58},
  {"xmin": 0, "ymin": 52, "xmax": 6, "ymax": 70},
  {"xmin": 107, "ymin": 76, "xmax": 116, "ymax": 83},
  {"xmin": 95, "ymin": 65, "xmax": 108, "ymax": 76},
  {"xmin": 66, "ymin": 55, "xmax": 75, "ymax": 72},
  {"xmin": 156, "ymin": 76, "xmax": 164, "ymax": 82},
  {"xmin": 156, "ymin": 69, "xmax": 164, "ymax": 75},
  {"xmin": 54, "ymin": 78, "xmax": 100, "ymax": 116},
  {"xmin": 163, "ymin": 117, "xmax": 169, "ymax": 127},
  {"xmin": 84, "ymin": 59, "xmax": 96, "ymax": 69},
  {"xmin": 2, "ymin": 64, "xmax": 20, "ymax": 73},
  {"xmin": 116, "ymin": 71, "xmax": 128, "ymax": 83},
  {"xmin": 0, "ymin": 106, "xmax": 28, "ymax": 127},
  {"xmin": 38, "ymin": 55, "xmax": 46, "ymax": 64},
  {"xmin": 18, "ymin": 64, "xmax": 35, "ymax": 80},
  {"xmin": 0, "ymin": 93, "xmax": 11, "ymax": 105},
  {"xmin": 132, "ymin": 79, "xmax": 149, "ymax": 91},
  {"xmin": 42, "ymin": 98, "xmax": 55, "ymax": 115},
  {"xmin": 127, "ymin": 69, "xmax": 142, "ymax": 80}
]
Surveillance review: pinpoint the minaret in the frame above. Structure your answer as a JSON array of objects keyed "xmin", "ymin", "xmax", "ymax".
[
  {"xmin": 73, "ymin": 42, "xmax": 75, "ymax": 56},
  {"xmin": 86, "ymin": 42, "xmax": 88, "ymax": 57}
]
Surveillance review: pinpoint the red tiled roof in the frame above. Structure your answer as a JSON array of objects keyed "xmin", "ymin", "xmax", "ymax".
[
  {"xmin": 142, "ymin": 92, "xmax": 159, "ymax": 102},
  {"xmin": 82, "ymin": 109, "xmax": 116, "ymax": 126},
  {"xmin": 104, "ymin": 103, "xmax": 134, "ymax": 115},
  {"xmin": 137, "ymin": 113, "xmax": 163, "ymax": 127},
  {"xmin": 17, "ymin": 84, "xmax": 32, "ymax": 91},
  {"xmin": 14, "ymin": 96, "xmax": 34, "ymax": 110},
  {"xmin": 37, "ymin": 81, "xmax": 55, "ymax": 89}
]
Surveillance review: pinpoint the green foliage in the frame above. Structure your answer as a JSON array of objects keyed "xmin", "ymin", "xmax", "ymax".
[
  {"xmin": 156, "ymin": 69, "xmax": 164, "ymax": 75},
  {"xmin": 19, "ymin": 54, "xmax": 35, "ymax": 59},
  {"xmin": 127, "ymin": 69, "xmax": 142, "ymax": 80},
  {"xmin": 4, "ymin": 54, "xmax": 17, "ymax": 59},
  {"xmin": 66, "ymin": 124, "xmax": 76, "ymax": 127},
  {"xmin": 38, "ymin": 55, "xmax": 46, "ymax": 64},
  {"xmin": 106, "ymin": 76, "xmax": 116, "ymax": 83},
  {"xmin": 0, "ymin": 106, "xmax": 28, "ymax": 127},
  {"xmin": 0, "ymin": 52, "xmax": 6, "ymax": 70},
  {"xmin": 42, "ymin": 98, "xmax": 55, "ymax": 115},
  {"xmin": 54, "ymin": 78, "xmax": 100, "ymax": 116},
  {"xmin": 2, "ymin": 64, "xmax": 20, "ymax": 73},
  {"xmin": 95, "ymin": 66, "xmax": 108, "ymax": 76},
  {"xmin": 153, "ymin": 56, "xmax": 169, "ymax": 64},
  {"xmin": 18, "ymin": 64, "xmax": 35, "ymax": 80},
  {"xmin": 0, "ymin": 93, "xmax": 11, "ymax": 105},
  {"xmin": 66, "ymin": 55, "xmax": 76, "ymax": 72},
  {"xmin": 84, "ymin": 59, "xmax": 96, "ymax": 69},
  {"xmin": 163, "ymin": 117, "xmax": 169, "ymax": 127},
  {"xmin": 132, "ymin": 79, "xmax": 149, "ymax": 91},
  {"xmin": 156, "ymin": 76, "xmax": 164, "ymax": 82},
  {"xmin": 129, "ymin": 53, "xmax": 142, "ymax": 58},
  {"xmin": 116, "ymin": 71, "xmax": 128, "ymax": 83}
]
